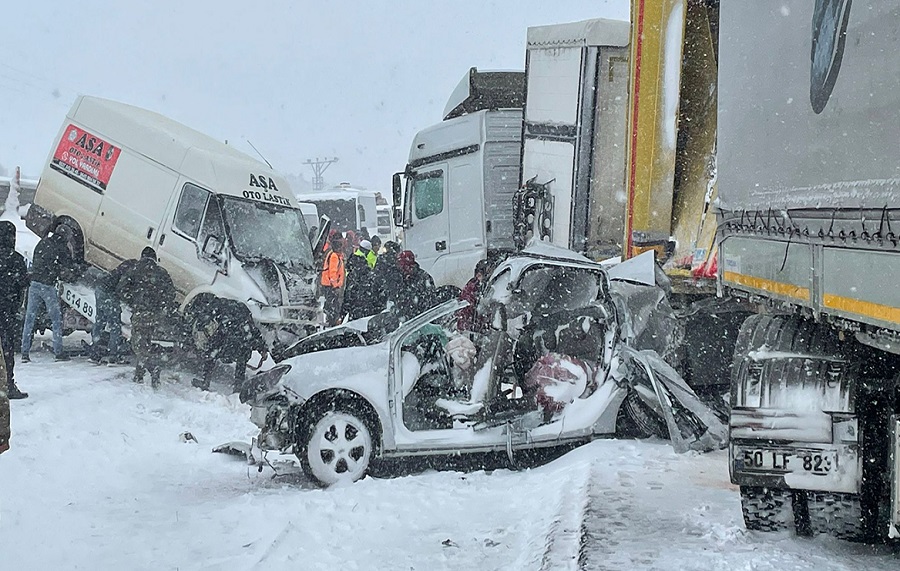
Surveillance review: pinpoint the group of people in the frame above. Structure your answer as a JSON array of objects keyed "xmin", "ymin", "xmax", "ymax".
[
  {"xmin": 319, "ymin": 230, "xmax": 437, "ymax": 326},
  {"xmin": 0, "ymin": 219, "xmax": 263, "ymax": 402}
]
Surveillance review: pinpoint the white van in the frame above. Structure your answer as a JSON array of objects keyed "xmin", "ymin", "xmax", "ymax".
[{"xmin": 27, "ymin": 96, "xmax": 321, "ymax": 341}]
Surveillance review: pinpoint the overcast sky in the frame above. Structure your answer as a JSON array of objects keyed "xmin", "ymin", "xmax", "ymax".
[{"xmin": 0, "ymin": 1, "xmax": 628, "ymax": 192}]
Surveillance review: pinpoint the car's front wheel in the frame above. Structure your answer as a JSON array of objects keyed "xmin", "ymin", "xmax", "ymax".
[{"xmin": 299, "ymin": 410, "xmax": 374, "ymax": 486}]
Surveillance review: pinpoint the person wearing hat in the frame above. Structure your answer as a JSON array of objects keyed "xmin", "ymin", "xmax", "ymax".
[
  {"xmin": 116, "ymin": 247, "xmax": 177, "ymax": 388},
  {"xmin": 389, "ymin": 250, "xmax": 435, "ymax": 321},
  {"xmin": 362, "ymin": 238, "xmax": 379, "ymax": 269},
  {"xmin": 21, "ymin": 222, "xmax": 79, "ymax": 362}
]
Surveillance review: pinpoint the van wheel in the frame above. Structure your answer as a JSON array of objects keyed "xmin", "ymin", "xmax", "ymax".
[{"xmin": 740, "ymin": 486, "xmax": 793, "ymax": 532}]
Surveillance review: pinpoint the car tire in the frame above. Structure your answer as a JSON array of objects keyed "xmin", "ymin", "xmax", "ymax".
[{"xmin": 298, "ymin": 408, "xmax": 375, "ymax": 486}]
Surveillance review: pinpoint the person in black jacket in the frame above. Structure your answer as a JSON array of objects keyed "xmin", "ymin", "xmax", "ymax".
[
  {"xmin": 188, "ymin": 294, "xmax": 268, "ymax": 393},
  {"xmin": 116, "ymin": 247, "xmax": 176, "ymax": 388},
  {"xmin": 343, "ymin": 240, "xmax": 375, "ymax": 321},
  {"xmin": 21, "ymin": 224, "xmax": 77, "ymax": 362},
  {"xmin": 389, "ymin": 250, "xmax": 436, "ymax": 321},
  {"xmin": 371, "ymin": 241, "xmax": 402, "ymax": 314},
  {"xmin": 87, "ymin": 257, "xmax": 140, "ymax": 363},
  {"xmin": 0, "ymin": 221, "xmax": 29, "ymax": 398}
]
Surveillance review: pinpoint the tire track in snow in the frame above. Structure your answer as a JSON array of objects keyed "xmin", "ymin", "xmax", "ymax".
[{"xmin": 536, "ymin": 459, "xmax": 594, "ymax": 571}]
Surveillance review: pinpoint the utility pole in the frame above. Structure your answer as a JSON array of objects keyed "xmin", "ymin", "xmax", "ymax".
[{"xmin": 303, "ymin": 157, "xmax": 339, "ymax": 191}]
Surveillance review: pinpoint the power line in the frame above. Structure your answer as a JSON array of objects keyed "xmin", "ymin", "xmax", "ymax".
[{"xmin": 303, "ymin": 157, "xmax": 339, "ymax": 192}]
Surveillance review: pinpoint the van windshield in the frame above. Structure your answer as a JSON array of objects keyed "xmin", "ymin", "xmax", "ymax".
[{"xmin": 220, "ymin": 196, "xmax": 314, "ymax": 269}]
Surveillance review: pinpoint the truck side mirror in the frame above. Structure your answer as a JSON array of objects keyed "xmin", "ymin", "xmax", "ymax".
[
  {"xmin": 393, "ymin": 206, "xmax": 404, "ymax": 228},
  {"xmin": 392, "ymin": 172, "xmax": 402, "ymax": 207}
]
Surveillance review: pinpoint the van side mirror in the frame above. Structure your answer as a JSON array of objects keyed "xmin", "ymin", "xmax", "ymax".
[{"xmin": 201, "ymin": 234, "xmax": 225, "ymax": 265}]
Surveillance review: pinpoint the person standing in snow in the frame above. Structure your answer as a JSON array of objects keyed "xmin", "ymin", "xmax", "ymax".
[
  {"xmin": 370, "ymin": 241, "xmax": 402, "ymax": 314},
  {"xmin": 21, "ymin": 223, "xmax": 79, "ymax": 362},
  {"xmin": 116, "ymin": 247, "xmax": 176, "ymax": 388},
  {"xmin": 0, "ymin": 351, "xmax": 9, "ymax": 454},
  {"xmin": 320, "ymin": 235, "xmax": 346, "ymax": 327},
  {"xmin": 389, "ymin": 250, "xmax": 436, "ymax": 321},
  {"xmin": 366, "ymin": 236, "xmax": 381, "ymax": 268},
  {"xmin": 343, "ymin": 239, "xmax": 375, "ymax": 321},
  {"xmin": 188, "ymin": 294, "xmax": 268, "ymax": 393},
  {"xmin": 87, "ymin": 256, "xmax": 140, "ymax": 363},
  {"xmin": 0, "ymin": 221, "xmax": 30, "ymax": 398},
  {"xmin": 456, "ymin": 258, "xmax": 492, "ymax": 334}
]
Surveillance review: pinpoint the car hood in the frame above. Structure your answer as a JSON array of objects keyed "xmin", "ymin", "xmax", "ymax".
[{"xmin": 277, "ymin": 341, "xmax": 391, "ymax": 401}]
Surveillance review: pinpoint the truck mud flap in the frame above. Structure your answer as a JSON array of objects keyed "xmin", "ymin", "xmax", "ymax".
[{"xmin": 890, "ymin": 416, "xmax": 900, "ymax": 540}]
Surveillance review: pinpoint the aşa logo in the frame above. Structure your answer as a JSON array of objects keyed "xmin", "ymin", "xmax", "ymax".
[{"xmin": 249, "ymin": 174, "xmax": 279, "ymax": 192}]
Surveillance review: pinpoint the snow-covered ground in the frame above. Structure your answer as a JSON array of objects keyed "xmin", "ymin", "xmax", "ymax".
[{"xmin": 2, "ymin": 341, "xmax": 898, "ymax": 570}]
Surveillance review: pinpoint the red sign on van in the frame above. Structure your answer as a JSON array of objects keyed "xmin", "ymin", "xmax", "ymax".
[{"xmin": 50, "ymin": 124, "xmax": 121, "ymax": 193}]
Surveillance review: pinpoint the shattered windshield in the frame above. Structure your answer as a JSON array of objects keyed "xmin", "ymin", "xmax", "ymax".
[
  {"xmin": 221, "ymin": 196, "xmax": 314, "ymax": 268},
  {"xmin": 504, "ymin": 265, "xmax": 602, "ymax": 319}
]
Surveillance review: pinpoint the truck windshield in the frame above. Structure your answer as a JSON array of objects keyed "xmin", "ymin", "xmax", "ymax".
[{"xmin": 220, "ymin": 196, "xmax": 314, "ymax": 268}]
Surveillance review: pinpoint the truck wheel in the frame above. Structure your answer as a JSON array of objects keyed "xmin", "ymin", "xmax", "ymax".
[
  {"xmin": 298, "ymin": 408, "xmax": 375, "ymax": 486},
  {"xmin": 806, "ymin": 492, "xmax": 863, "ymax": 540},
  {"xmin": 740, "ymin": 486, "xmax": 793, "ymax": 532}
]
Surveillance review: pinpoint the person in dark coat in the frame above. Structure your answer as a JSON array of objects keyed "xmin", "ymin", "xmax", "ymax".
[
  {"xmin": 343, "ymin": 239, "xmax": 375, "ymax": 321},
  {"xmin": 87, "ymin": 257, "xmax": 140, "ymax": 362},
  {"xmin": 188, "ymin": 294, "xmax": 268, "ymax": 392},
  {"xmin": 116, "ymin": 247, "xmax": 176, "ymax": 388},
  {"xmin": 371, "ymin": 241, "xmax": 402, "ymax": 313},
  {"xmin": 389, "ymin": 250, "xmax": 436, "ymax": 321},
  {"xmin": 0, "ymin": 221, "xmax": 28, "ymax": 398},
  {"xmin": 21, "ymin": 223, "xmax": 78, "ymax": 362}
]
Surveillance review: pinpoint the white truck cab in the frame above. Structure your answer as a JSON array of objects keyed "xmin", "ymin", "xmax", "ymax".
[
  {"xmin": 27, "ymin": 96, "xmax": 320, "ymax": 342},
  {"xmin": 393, "ymin": 68, "xmax": 524, "ymax": 287}
]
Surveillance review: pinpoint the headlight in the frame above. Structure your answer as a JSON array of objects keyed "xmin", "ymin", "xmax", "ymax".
[{"xmin": 239, "ymin": 364, "xmax": 292, "ymax": 404}]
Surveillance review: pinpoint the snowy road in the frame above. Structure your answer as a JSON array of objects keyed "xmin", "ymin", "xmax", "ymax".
[{"xmin": 1, "ymin": 354, "xmax": 898, "ymax": 570}]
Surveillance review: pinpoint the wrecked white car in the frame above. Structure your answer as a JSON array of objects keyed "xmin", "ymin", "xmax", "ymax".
[{"xmin": 241, "ymin": 245, "xmax": 726, "ymax": 486}]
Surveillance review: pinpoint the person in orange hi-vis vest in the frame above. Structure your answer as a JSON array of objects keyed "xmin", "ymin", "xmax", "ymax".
[{"xmin": 320, "ymin": 235, "xmax": 346, "ymax": 327}]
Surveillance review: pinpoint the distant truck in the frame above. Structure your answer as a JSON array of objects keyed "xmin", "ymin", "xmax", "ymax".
[
  {"xmin": 27, "ymin": 95, "xmax": 322, "ymax": 345},
  {"xmin": 717, "ymin": 0, "xmax": 900, "ymax": 541},
  {"xmin": 392, "ymin": 68, "xmax": 524, "ymax": 287},
  {"xmin": 297, "ymin": 185, "xmax": 378, "ymax": 240}
]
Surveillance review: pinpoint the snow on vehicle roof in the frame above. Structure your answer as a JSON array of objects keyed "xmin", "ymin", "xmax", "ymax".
[
  {"xmin": 520, "ymin": 239, "xmax": 600, "ymax": 266},
  {"xmin": 527, "ymin": 17, "xmax": 630, "ymax": 48},
  {"xmin": 68, "ymin": 96, "xmax": 297, "ymax": 207},
  {"xmin": 297, "ymin": 189, "xmax": 376, "ymax": 202}
]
